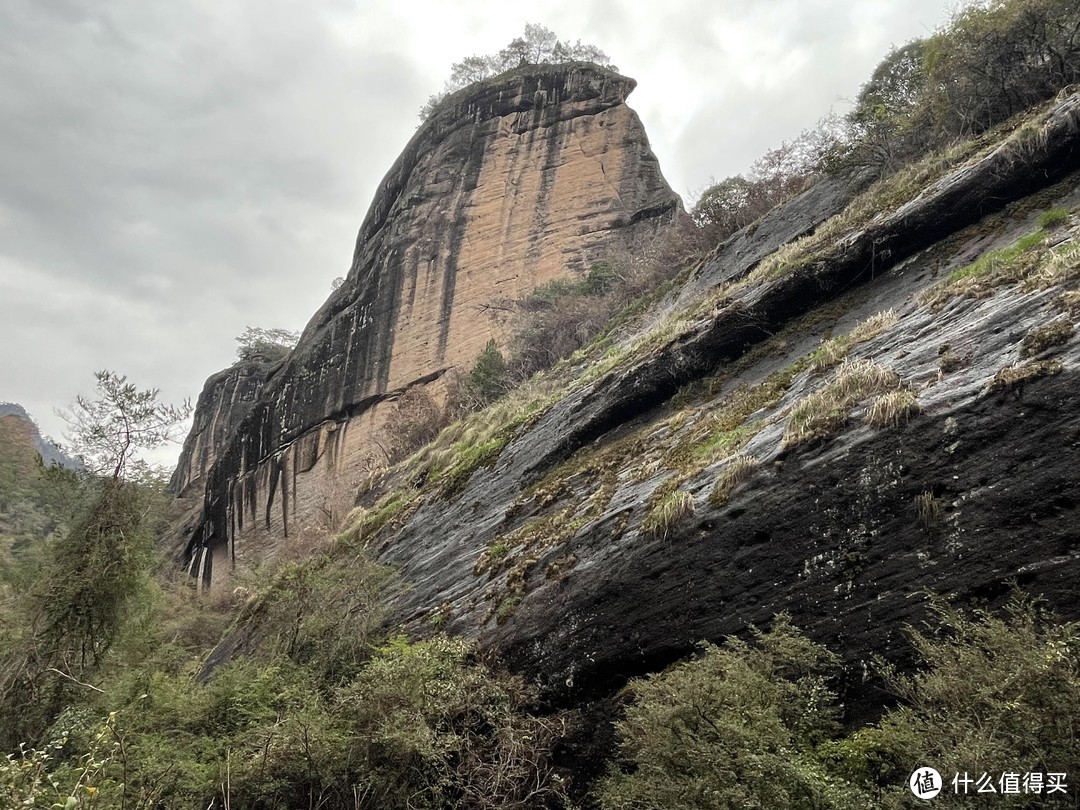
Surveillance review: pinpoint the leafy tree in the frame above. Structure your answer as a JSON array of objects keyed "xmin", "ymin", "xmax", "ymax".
[
  {"xmin": 852, "ymin": 41, "xmax": 928, "ymax": 129},
  {"xmin": 692, "ymin": 116, "xmax": 848, "ymax": 238},
  {"xmin": 39, "ymin": 374, "xmax": 190, "ymax": 665},
  {"xmin": 923, "ymin": 0, "xmax": 1080, "ymax": 136},
  {"xmin": 691, "ymin": 175, "xmax": 766, "ymax": 234},
  {"xmin": 420, "ymin": 24, "xmax": 616, "ymax": 120},
  {"xmin": 234, "ymin": 325, "xmax": 300, "ymax": 363},
  {"xmin": 0, "ymin": 373, "xmax": 191, "ymax": 749},
  {"xmin": 57, "ymin": 371, "xmax": 191, "ymax": 480},
  {"xmin": 839, "ymin": 0, "xmax": 1080, "ymax": 177}
]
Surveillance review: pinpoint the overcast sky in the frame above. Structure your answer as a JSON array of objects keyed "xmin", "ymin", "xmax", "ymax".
[{"xmin": 0, "ymin": 0, "xmax": 953, "ymax": 465}]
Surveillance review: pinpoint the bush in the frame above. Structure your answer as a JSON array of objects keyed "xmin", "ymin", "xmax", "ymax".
[
  {"xmin": 379, "ymin": 387, "xmax": 448, "ymax": 463},
  {"xmin": 510, "ymin": 222, "xmax": 706, "ymax": 380},
  {"xmin": 839, "ymin": 596, "xmax": 1080, "ymax": 808},
  {"xmin": 597, "ymin": 616, "xmax": 865, "ymax": 810},
  {"xmin": 468, "ymin": 339, "xmax": 511, "ymax": 405},
  {"xmin": 336, "ymin": 634, "xmax": 567, "ymax": 809}
]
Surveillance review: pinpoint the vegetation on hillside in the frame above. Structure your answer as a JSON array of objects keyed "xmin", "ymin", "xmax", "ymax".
[
  {"xmin": 3, "ymin": 0, "xmax": 1080, "ymax": 806},
  {"xmin": 692, "ymin": 0, "xmax": 1080, "ymax": 242},
  {"xmin": 596, "ymin": 596, "xmax": 1080, "ymax": 810}
]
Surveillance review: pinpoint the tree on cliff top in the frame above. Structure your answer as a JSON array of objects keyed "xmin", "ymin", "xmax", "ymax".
[
  {"xmin": 419, "ymin": 23, "xmax": 616, "ymax": 120},
  {"xmin": 235, "ymin": 325, "xmax": 300, "ymax": 363}
]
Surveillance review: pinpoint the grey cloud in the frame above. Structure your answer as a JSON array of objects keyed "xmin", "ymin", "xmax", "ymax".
[{"xmin": 0, "ymin": 0, "xmax": 957, "ymax": 463}]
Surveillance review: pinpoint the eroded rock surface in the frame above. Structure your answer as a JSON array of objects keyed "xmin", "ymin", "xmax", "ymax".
[
  {"xmin": 170, "ymin": 359, "xmax": 278, "ymax": 499},
  {"xmin": 177, "ymin": 63, "xmax": 680, "ymax": 579},
  {"xmin": 351, "ymin": 91, "xmax": 1080, "ymax": 713}
]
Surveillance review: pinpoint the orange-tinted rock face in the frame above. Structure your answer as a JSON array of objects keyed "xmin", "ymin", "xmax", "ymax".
[{"xmin": 177, "ymin": 64, "xmax": 680, "ymax": 582}]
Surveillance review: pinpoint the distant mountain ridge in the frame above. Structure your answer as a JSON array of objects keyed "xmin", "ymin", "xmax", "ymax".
[{"xmin": 0, "ymin": 403, "xmax": 80, "ymax": 470}]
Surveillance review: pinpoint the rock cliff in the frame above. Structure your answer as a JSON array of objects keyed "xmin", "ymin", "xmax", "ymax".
[
  {"xmin": 176, "ymin": 63, "xmax": 680, "ymax": 580},
  {"xmin": 170, "ymin": 359, "xmax": 277, "ymax": 499},
  {"xmin": 187, "ymin": 77, "xmax": 1080, "ymax": 800},
  {"xmin": 308, "ymin": 88, "xmax": 1080, "ymax": 718}
]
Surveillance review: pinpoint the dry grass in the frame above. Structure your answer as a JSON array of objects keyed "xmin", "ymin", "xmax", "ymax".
[
  {"xmin": 1020, "ymin": 319, "xmax": 1075, "ymax": 358},
  {"xmin": 810, "ymin": 310, "xmax": 898, "ymax": 373},
  {"xmin": 924, "ymin": 231, "xmax": 1080, "ymax": 309},
  {"xmin": 708, "ymin": 454, "xmax": 760, "ymax": 508},
  {"xmin": 938, "ymin": 352, "xmax": 971, "ymax": 373},
  {"xmin": 1026, "ymin": 240, "xmax": 1080, "ymax": 289},
  {"xmin": 865, "ymin": 389, "xmax": 920, "ymax": 428},
  {"xmin": 914, "ymin": 490, "xmax": 944, "ymax": 533},
  {"xmin": 1054, "ymin": 289, "xmax": 1080, "ymax": 316},
  {"xmin": 741, "ymin": 135, "xmax": 998, "ymax": 289},
  {"xmin": 400, "ymin": 374, "xmax": 563, "ymax": 495},
  {"xmin": 809, "ymin": 336, "xmax": 851, "ymax": 374},
  {"xmin": 849, "ymin": 309, "xmax": 899, "ymax": 343},
  {"xmin": 642, "ymin": 487, "xmax": 695, "ymax": 540},
  {"xmin": 922, "ymin": 231, "xmax": 1047, "ymax": 308},
  {"xmin": 988, "ymin": 359, "xmax": 1064, "ymax": 393},
  {"xmin": 783, "ymin": 359, "xmax": 902, "ymax": 448},
  {"xmin": 338, "ymin": 491, "xmax": 416, "ymax": 547}
]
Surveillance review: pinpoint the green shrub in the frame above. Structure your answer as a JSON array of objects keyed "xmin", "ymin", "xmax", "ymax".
[
  {"xmin": 469, "ymin": 339, "xmax": 511, "ymax": 405},
  {"xmin": 845, "ymin": 596, "xmax": 1080, "ymax": 808},
  {"xmin": 597, "ymin": 616, "xmax": 866, "ymax": 810},
  {"xmin": 336, "ymin": 634, "xmax": 567, "ymax": 809}
]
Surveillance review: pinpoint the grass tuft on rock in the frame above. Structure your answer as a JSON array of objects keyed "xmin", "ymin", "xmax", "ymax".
[
  {"xmin": 642, "ymin": 486, "xmax": 695, "ymax": 540},
  {"xmin": 784, "ymin": 359, "xmax": 903, "ymax": 449},
  {"xmin": 708, "ymin": 454, "xmax": 760, "ymax": 508}
]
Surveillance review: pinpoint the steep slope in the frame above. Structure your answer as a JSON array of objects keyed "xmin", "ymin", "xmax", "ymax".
[
  {"xmin": 318, "ymin": 89, "xmax": 1080, "ymax": 717},
  {"xmin": 176, "ymin": 63, "xmax": 680, "ymax": 578}
]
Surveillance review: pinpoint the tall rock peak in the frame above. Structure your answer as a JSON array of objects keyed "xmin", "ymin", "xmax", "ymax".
[{"xmin": 177, "ymin": 62, "xmax": 681, "ymax": 581}]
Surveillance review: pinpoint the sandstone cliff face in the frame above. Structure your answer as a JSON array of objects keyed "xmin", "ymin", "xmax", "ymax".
[
  {"xmin": 179, "ymin": 63, "xmax": 680, "ymax": 579},
  {"xmin": 170, "ymin": 359, "xmax": 277, "ymax": 499}
]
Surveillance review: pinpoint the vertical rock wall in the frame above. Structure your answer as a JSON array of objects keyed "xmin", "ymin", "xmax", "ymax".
[
  {"xmin": 177, "ymin": 63, "xmax": 681, "ymax": 581},
  {"xmin": 170, "ymin": 359, "xmax": 278, "ymax": 499}
]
